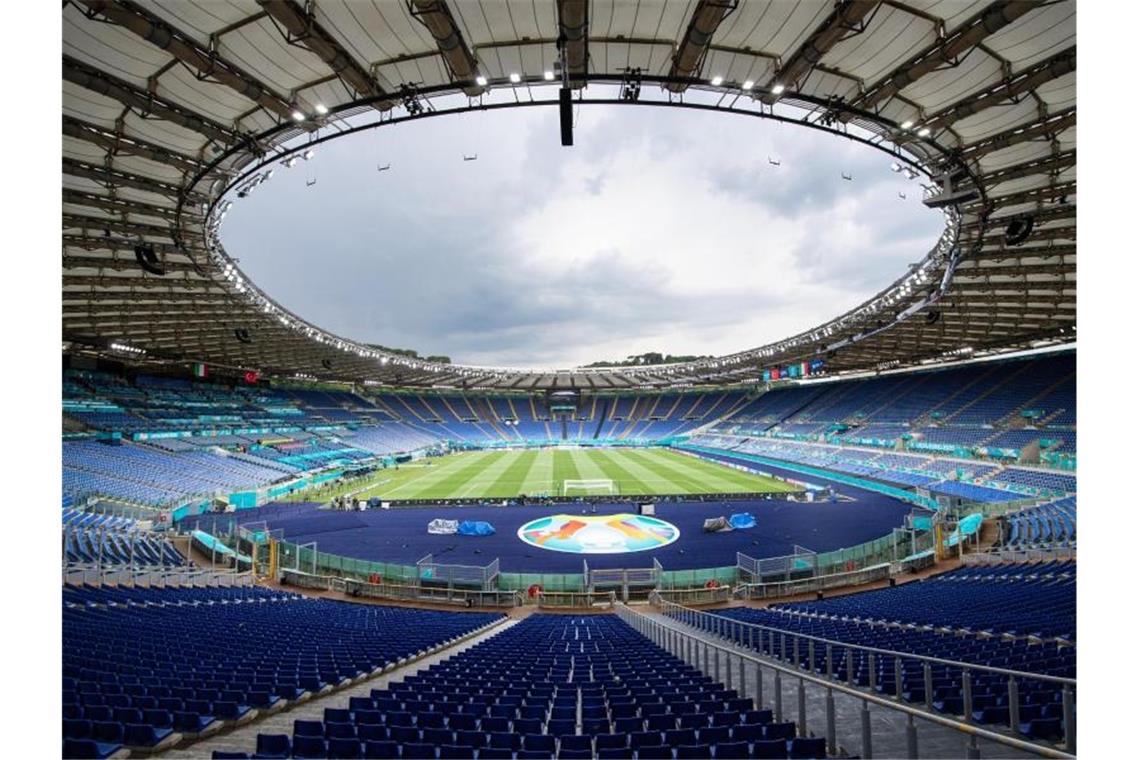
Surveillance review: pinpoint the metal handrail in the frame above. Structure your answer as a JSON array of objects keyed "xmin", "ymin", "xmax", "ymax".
[
  {"xmin": 618, "ymin": 603, "xmax": 1075, "ymax": 759},
  {"xmin": 655, "ymin": 597, "xmax": 1077, "ymax": 685},
  {"xmin": 281, "ymin": 569, "xmax": 522, "ymax": 607},
  {"xmin": 536, "ymin": 590, "xmax": 617, "ymax": 608}
]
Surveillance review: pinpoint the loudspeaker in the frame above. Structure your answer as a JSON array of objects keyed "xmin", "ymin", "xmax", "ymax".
[
  {"xmin": 889, "ymin": 578, "xmax": 897, "ymax": 587},
  {"xmin": 1004, "ymin": 216, "xmax": 1034, "ymax": 246},
  {"xmin": 233, "ymin": 328, "xmax": 252, "ymax": 344},
  {"xmin": 134, "ymin": 243, "xmax": 165, "ymax": 276},
  {"xmin": 321, "ymin": 359, "xmax": 333, "ymax": 370},
  {"xmin": 559, "ymin": 87, "xmax": 573, "ymax": 146},
  {"xmin": 925, "ymin": 310, "xmax": 941, "ymax": 325}
]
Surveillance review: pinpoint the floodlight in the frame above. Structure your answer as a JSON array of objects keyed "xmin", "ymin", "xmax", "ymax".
[
  {"xmin": 711, "ymin": 75, "xmax": 724, "ymax": 86},
  {"xmin": 302, "ymin": 148, "xmax": 314, "ymax": 160},
  {"xmin": 544, "ymin": 70, "xmax": 555, "ymax": 81},
  {"xmin": 900, "ymin": 120, "xmax": 914, "ymax": 130},
  {"xmin": 475, "ymin": 75, "xmax": 487, "ymax": 86},
  {"xmin": 742, "ymin": 80, "xmax": 754, "ymax": 90},
  {"xmin": 771, "ymin": 83, "xmax": 785, "ymax": 95},
  {"xmin": 509, "ymin": 72, "xmax": 521, "ymax": 83},
  {"xmin": 315, "ymin": 103, "xmax": 328, "ymax": 115},
  {"xmin": 918, "ymin": 127, "xmax": 931, "ymax": 137},
  {"xmin": 291, "ymin": 110, "xmax": 305, "ymax": 122}
]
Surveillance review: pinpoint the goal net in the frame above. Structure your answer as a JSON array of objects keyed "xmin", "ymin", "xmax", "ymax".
[{"xmin": 562, "ymin": 478, "xmax": 618, "ymax": 497}]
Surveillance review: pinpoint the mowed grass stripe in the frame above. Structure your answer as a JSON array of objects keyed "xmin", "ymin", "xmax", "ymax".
[
  {"xmin": 484, "ymin": 448, "xmax": 538, "ymax": 496},
  {"xmin": 454, "ymin": 448, "xmax": 526, "ymax": 498},
  {"xmin": 381, "ymin": 450, "xmax": 497, "ymax": 499},
  {"xmin": 653, "ymin": 449, "xmax": 799, "ymax": 492},
  {"xmin": 519, "ymin": 447, "xmax": 555, "ymax": 496},
  {"xmin": 632, "ymin": 449, "xmax": 754, "ymax": 492},
  {"xmin": 609, "ymin": 448, "xmax": 707, "ymax": 494},
  {"xmin": 552, "ymin": 449, "xmax": 583, "ymax": 491},
  {"xmin": 584, "ymin": 448, "xmax": 662, "ymax": 494}
]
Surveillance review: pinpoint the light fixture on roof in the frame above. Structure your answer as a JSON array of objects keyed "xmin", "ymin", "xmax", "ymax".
[
  {"xmin": 291, "ymin": 110, "xmax": 305, "ymax": 122},
  {"xmin": 771, "ymin": 83, "xmax": 785, "ymax": 95},
  {"xmin": 711, "ymin": 75, "xmax": 724, "ymax": 86},
  {"xmin": 302, "ymin": 148, "xmax": 314, "ymax": 160},
  {"xmin": 918, "ymin": 127, "xmax": 931, "ymax": 137},
  {"xmin": 544, "ymin": 70, "xmax": 555, "ymax": 81},
  {"xmin": 742, "ymin": 80, "xmax": 754, "ymax": 90},
  {"xmin": 900, "ymin": 120, "xmax": 914, "ymax": 130},
  {"xmin": 509, "ymin": 72, "xmax": 521, "ymax": 84},
  {"xmin": 315, "ymin": 103, "xmax": 328, "ymax": 115},
  {"xmin": 475, "ymin": 75, "xmax": 488, "ymax": 86},
  {"xmin": 282, "ymin": 156, "xmax": 298, "ymax": 168}
]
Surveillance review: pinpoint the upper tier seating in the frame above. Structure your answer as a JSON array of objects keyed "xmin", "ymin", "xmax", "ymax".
[
  {"xmin": 211, "ymin": 613, "xmax": 825, "ymax": 760},
  {"xmin": 63, "ymin": 585, "xmax": 501, "ymax": 756}
]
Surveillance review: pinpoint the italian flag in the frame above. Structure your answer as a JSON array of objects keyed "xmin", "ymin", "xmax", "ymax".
[{"xmin": 192, "ymin": 362, "xmax": 208, "ymax": 378}]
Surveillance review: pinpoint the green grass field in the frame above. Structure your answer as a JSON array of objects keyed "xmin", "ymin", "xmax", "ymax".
[{"xmin": 286, "ymin": 447, "xmax": 799, "ymax": 502}]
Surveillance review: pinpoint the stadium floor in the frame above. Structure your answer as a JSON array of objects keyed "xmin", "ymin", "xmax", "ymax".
[
  {"xmin": 292, "ymin": 447, "xmax": 800, "ymax": 501},
  {"xmin": 193, "ymin": 492, "xmax": 912, "ymax": 574}
]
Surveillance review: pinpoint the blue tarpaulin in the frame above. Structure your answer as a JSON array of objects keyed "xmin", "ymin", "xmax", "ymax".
[
  {"xmin": 457, "ymin": 520, "xmax": 496, "ymax": 536},
  {"xmin": 728, "ymin": 513, "xmax": 757, "ymax": 530}
]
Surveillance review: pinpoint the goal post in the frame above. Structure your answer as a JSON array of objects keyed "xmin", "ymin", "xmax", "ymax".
[{"xmin": 562, "ymin": 478, "xmax": 619, "ymax": 497}]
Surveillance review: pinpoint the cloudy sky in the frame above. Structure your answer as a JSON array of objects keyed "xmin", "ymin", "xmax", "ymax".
[{"xmin": 223, "ymin": 101, "xmax": 943, "ymax": 368}]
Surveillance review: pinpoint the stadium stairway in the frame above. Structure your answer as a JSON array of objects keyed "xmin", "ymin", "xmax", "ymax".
[
  {"xmin": 642, "ymin": 609, "xmax": 1041, "ymax": 760},
  {"xmin": 161, "ymin": 615, "xmax": 516, "ymax": 759}
]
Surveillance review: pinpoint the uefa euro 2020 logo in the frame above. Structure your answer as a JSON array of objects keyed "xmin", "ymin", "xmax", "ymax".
[{"xmin": 517, "ymin": 513, "xmax": 680, "ymax": 555}]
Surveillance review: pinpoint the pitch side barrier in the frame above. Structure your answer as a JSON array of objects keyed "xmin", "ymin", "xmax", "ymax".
[
  {"xmin": 624, "ymin": 602, "xmax": 1075, "ymax": 758},
  {"xmin": 354, "ymin": 492, "xmax": 787, "ymax": 508}
]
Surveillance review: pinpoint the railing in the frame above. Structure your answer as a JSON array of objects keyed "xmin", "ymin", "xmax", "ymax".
[
  {"xmin": 536, "ymin": 590, "xmax": 617, "ymax": 609},
  {"xmin": 735, "ymin": 562, "xmax": 893, "ymax": 600},
  {"xmin": 652, "ymin": 585, "xmax": 732, "ymax": 606},
  {"xmin": 963, "ymin": 546, "xmax": 1076, "ymax": 564},
  {"xmin": 62, "ymin": 562, "xmax": 251, "ymax": 588},
  {"xmin": 280, "ymin": 569, "xmax": 521, "ymax": 607},
  {"xmin": 619, "ymin": 603, "xmax": 1074, "ymax": 759},
  {"xmin": 649, "ymin": 598, "xmax": 1076, "ymax": 756}
]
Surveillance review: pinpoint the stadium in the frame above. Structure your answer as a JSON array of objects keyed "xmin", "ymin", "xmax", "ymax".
[{"xmin": 52, "ymin": 1, "xmax": 1087, "ymax": 759}]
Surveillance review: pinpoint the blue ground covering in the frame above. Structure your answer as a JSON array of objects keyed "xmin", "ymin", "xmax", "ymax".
[{"xmin": 185, "ymin": 489, "xmax": 910, "ymax": 574}]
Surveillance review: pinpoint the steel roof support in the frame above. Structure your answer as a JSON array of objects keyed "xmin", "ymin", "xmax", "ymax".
[
  {"xmin": 63, "ymin": 55, "xmax": 243, "ymax": 146},
  {"xmin": 665, "ymin": 0, "xmax": 738, "ymax": 93},
  {"xmin": 920, "ymin": 47, "xmax": 1076, "ymax": 134},
  {"xmin": 760, "ymin": 0, "xmax": 880, "ymax": 104},
  {"xmin": 555, "ymin": 0, "xmax": 589, "ymax": 89},
  {"xmin": 409, "ymin": 0, "xmax": 485, "ymax": 96},
  {"xmin": 76, "ymin": 0, "xmax": 301, "ymax": 123},
  {"xmin": 257, "ymin": 0, "xmax": 395, "ymax": 110},
  {"xmin": 62, "ymin": 189, "xmax": 190, "ymax": 222},
  {"xmin": 959, "ymin": 107, "xmax": 1075, "ymax": 159},
  {"xmin": 63, "ymin": 157, "xmax": 207, "ymax": 201},
  {"xmin": 847, "ymin": 1, "xmax": 1038, "ymax": 115}
]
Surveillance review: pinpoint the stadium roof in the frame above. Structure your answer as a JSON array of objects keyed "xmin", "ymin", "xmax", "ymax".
[{"xmin": 62, "ymin": 0, "xmax": 1075, "ymax": 390}]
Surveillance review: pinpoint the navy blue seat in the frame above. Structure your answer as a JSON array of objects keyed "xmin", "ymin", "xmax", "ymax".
[
  {"xmin": 326, "ymin": 723, "xmax": 357, "ymax": 740},
  {"xmin": 440, "ymin": 745, "xmax": 468, "ymax": 759},
  {"xmin": 559, "ymin": 735, "xmax": 591, "ymax": 752},
  {"xmin": 403, "ymin": 743, "xmax": 436, "ymax": 759},
  {"xmin": 677, "ymin": 745, "xmax": 711, "ymax": 759},
  {"xmin": 362, "ymin": 740, "xmax": 399, "ymax": 758},
  {"xmin": 558, "ymin": 751, "xmax": 592, "ymax": 760},
  {"xmin": 751, "ymin": 739, "xmax": 789, "ymax": 759},
  {"xmin": 210, "ymin": 753, "xmax": 250, "ymax": 760},
  {"xmin": 295, "ymin": 720, "xmax": 324, "ymax": 738},
  {"xmin": 596, "ymin": 734, "xmax": 628, "ymax": 750},
  {"xmin": 789, "ymin": 737, "xmax": 826, "ymax": 759},
  {"xmin": 489, "ymin": 732, "xmax": 521, "ymax": 751},
  {"xmin": 699, "ymin": 726, "xmax": 730, "ymax": 745},
  {"xmin": 479, "ymin": 750, "xmax": 513, "ymax": 759},
  {"xmin": 716, "ymin": 741, "xmax": 750, "ymax": 759},
  {"xmin": 598, "ymin": 750, "xmax": 629, "ymax": 760},
  {"xmin": 328, "ymin": 737, "xmax": 364, "ymax": 759},
  {"xmin": 124, "ymin": 723, "xmax": 173, "ymax": 747},
  {"xmin": 292, "ymin": 735, "xmax": 328, "ymax": 759},
  {"xmin": 255, "ymin": 733, "xmax": 291, "ymax": 758},
  {"xmin": 764, "ymin": 722, "xmax": 796, "ymax": 741},
  {"xmin": 1020, "ymin": 717, "xmax": 1063, "ymax": 740}
]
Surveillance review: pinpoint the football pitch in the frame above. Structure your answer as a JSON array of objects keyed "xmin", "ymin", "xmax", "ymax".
[{"xmin": 292, "ymin": 447, "xmax": 800, "ymax": 502}]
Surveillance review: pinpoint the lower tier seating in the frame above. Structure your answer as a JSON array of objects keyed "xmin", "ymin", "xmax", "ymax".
[
  {"xmin": 211, "ymin": 614, "xmax": 827, "ymax": 759},
  {"xmin": 63, "ymin": 585, "xmax": 501, "ymax": 758}
]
